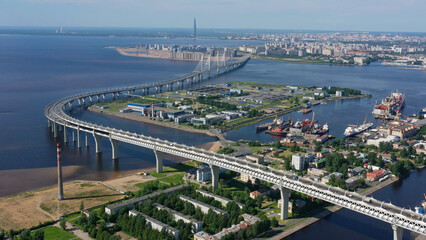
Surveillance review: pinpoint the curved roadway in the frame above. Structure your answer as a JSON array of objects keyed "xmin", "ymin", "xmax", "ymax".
[{"xmin": 44, "ymin": 56, "xmax": 426, "ymax": 237}]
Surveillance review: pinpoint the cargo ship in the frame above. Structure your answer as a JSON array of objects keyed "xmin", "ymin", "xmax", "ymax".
[
  {"xmin": 343, "ymin": 116, "xmax": 373, "ymax": 137},
  {"xmin": 372, "ymin": 91, "xmax": 405, "ymax": 119},
  {"xmin": 256, "ymin": 116, "xmax": 283, "ymax": 132},
  {"xmin": 265, "ymin": 127, "xmax": 287, "ymax": 136},
  {"xmin": 266, "ymin": 112, "xmax": 328, "ymax": 137}
]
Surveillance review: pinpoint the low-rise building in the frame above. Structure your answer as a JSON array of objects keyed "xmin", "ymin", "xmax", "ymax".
[
  {"xmin": 240, "ymin": 173, "xmax": 256, "ymax": 183},
  {"xmin": 345, "ymin": 175, "xmax": 363, "ymax": 188},
  {"xmin": 307, "ymin": 168, "xmax": 329, "ymax": 177},
  {"xmin": 246, "ymin": 154, "xmax": 264, "ymax": 164},
  {"xmin": 196, "ymin": 190, "xmax": 246, "ymax": 209},
  {"xmin": 105, "ymin": 185, "xmax": 186, "ymax": 214},
  {"xmin": 179, "ymin": 195, "xmax": 228, "ymax": 215},
  {"xmin": 129, "ymin": 210, "xmax": 180, "ymax": 240},
  {"xmin": 194, "ymin": 214, "xmax": 260, "ymax": 240},
  {"xmin": 366, "ymin": 169, "xmax": 386, "ymax": 181},
  {"xmin": 348, "ymin": 166, "xmax": 365, "ymax": 177},
  {"xmin": 153, "ymin": 203, "xmax": 203, "ymax": 233}
]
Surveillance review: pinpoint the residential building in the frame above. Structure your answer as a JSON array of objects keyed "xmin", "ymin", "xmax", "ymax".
[
  {"xmin": 366, "ymin": 169, "xmax": 386, "ymax": 181},
  {"xmin": 291, "ymin": 153, "xmax": 305, "ymax": 171}
]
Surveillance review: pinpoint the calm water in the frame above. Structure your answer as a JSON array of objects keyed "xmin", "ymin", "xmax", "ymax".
[{"xmin": 0, "ymin": 34, "xmax": 425, "ymax": 239}]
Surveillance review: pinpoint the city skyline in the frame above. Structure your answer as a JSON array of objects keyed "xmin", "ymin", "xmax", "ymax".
[{"xmin": 1, "ymin": 0, "xmax": 426, "ymax": 32}]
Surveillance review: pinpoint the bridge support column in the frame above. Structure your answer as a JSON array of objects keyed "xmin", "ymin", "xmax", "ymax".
[
  {"xmin": 72, "ymin": 130, "xmax": 75, "ymax": 142},
  {"xmin": 102, "ymin": 94, "xmax": 106, "ymax": 101},
  {"xmin": 392, "ymin": 224, "xmax": 403, "ymax": 240},
  {"xmin": 48, "ymin": 120, "xmax": 51, "ymax": 128},
  {"xmin": 110, "ymin": 138, "xmax": 119, "ymax": 160},
  {"xmin": 53, "ymin": 122, "xmax": 58, "ymax": 138},
  {"xmin": 280, "ymin": 187, "xmax": 290, "ymax": 220},
  {"xmin": 63, "ymin": 125, "xmax": 68, "ymax": 143},
  {"xmin": 93, "ymin": 133, "xmax": 102, "ymax": 153},
  {"xmin": 210, "ymin": 164, "xmax": 220, "ymax": 190},
  {"xmin": 76, "ymin": 127, "xmax": 81, "ymax": 148},
  {"xmin": 85, "ymin": 132, "xmax": 89, "ymax": 147},
  {"xmin": 154, "ymin": 150, "xmax": 164, "ymax": 173}
]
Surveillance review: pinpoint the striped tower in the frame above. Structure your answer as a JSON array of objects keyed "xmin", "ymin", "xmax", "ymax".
[{"xmin": 57, "ymin": 143, "xmax": 64, "ymax": 200}]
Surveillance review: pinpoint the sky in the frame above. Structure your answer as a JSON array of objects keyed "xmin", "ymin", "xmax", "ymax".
[{"xmin": 0, "ymin": 0, "xmax": 425, "ymax": 32}]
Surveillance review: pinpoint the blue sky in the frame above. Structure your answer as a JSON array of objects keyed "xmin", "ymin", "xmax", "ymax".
[{"xmin": 1, "ymin": 0, "xmax": 425, "ymax": 32}]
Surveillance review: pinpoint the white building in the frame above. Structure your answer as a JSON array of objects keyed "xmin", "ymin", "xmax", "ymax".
[{"xmin": 292, "ymin": 154, "xmax": 305, "ymax": 171}]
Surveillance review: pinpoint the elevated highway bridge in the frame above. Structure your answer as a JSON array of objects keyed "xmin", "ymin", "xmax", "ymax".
[{"xmin": 44, "ymin": 54, "xmax": 425, "ymax": 240}]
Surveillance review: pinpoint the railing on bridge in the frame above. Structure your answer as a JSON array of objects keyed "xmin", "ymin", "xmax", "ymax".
[{"xmin": 44, "ymin": 54, "xmax": 425, "ymax": 239}]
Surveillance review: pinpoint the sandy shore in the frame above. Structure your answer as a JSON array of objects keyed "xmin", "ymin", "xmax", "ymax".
[
  {"xmin": 88, "ymin": 106, "xmax": 217, "ymax": 137},
  {"xmin": 0, "ymin": 180, "xmax": 125, "ymax": 230}
]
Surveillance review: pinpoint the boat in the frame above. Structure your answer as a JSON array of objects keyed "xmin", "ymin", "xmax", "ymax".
[
  {"xmin": 299, "ymin": 108, "xmax": 312, "ymax": 114},
  {"xmin": 372, "ymin": 91, "xmax": 405, "ymax": 119},
  {"xmin": 344, "ymin": 116, "xmax": 373, "ymax": 137},
  {"xmin": 256, "ymin": 116, "xmax": 286, "ymax": 132},
  {"xmin": 265, "ymin": 127, "xmax": 287, "ymax": 136},
  {"xmin": 256, "ymin": 122, "xmax": 274, "ymax": 132}
]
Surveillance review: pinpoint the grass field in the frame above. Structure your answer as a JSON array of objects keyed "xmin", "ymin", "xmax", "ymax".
[
  {"xmin": 135, "ymin": 181, "xmax": 169, "ymax": 189},
  {"xmin": 160, "ymin": 173, "xmax": 185, "ymax": 185},
  {"xmin": 149, "ymin": 162, "xmax": 196, "ymax": 178},
  {"xmin": 33, "ymin": 226, "xmax": 80, "ymax": 240}
]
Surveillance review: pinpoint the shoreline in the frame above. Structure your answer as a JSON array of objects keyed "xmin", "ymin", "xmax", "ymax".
[
  {"xmin": 221, "ymin": 94, "xmax": 371, "ymax": 131},
  {"xmin": 252, "ymin": 55, "xmax": 356, "ymax": 66},
  {"xmin": 269, "ymin": 176, "xmax": 400, "ymax": 239},
  {"xmin": 88, "ymin": 105, "xmax": 217, "ymax": 137}
]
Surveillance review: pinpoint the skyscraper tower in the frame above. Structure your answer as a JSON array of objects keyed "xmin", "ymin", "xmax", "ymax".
[{"xmin": 193, "ymin": 18, "xmax": 197, "ymax": 39}]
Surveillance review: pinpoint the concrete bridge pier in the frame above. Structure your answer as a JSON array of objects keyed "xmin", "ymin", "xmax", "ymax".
[
  {"xmin": 280, "ymin": 187, "xmax": 290, "ymax": 220},
  {"xmin": 93, "ymin": 133, "xmax": 102, "ymax": 153},
  {"xmin": 81, "ymin": 98, "xmax": 85, "ymax": 105},
  {"xmin": 76, "ymin": 127, "xmax": 81, "ymax": 148},
  {"xmin": 187, "ymin": 78, "xmax": 191, "ymax": 88},
  {"xmin": 85, "ymin": 132, "xmax": 89, "ymax": 147},
  {"xmin": 392, "ymin": 225, "xmax": 403, "ymax": 240},
  {"xmin": 77, "ymin": 99, "xmax": 81, "ymax": 106},
  {"xmin": 72, "ymin": 130, "xmax": 75, "ymax": 142},
  {"xmin": 68, "ymin": 101, "xmax": 73, "ymax": 109},
  {"xmin": 89, "ymin": 96, "xmax": 93, "ymax": 103},
  {"xmin": 177, "ymin": 81, "xmax": 181, "ymax": 90},
  {"xmin": 167, "ymin": 84, "xmax": 171, "ymax": 92},
  {"xmin": 53, "ymin": 122, "xmax": 58, "ymax": 138},
  {"xmin": 210, "ymin": 164, "xmax": 220, "ymax": 190},
  {"xmin": 102, "ymin": 94, "xmax": 106, "ymax": 101},
  {"xmin": 199, "ymin": 74, "xmax": 203, "ymax": 82},
  {"xmin": 47, "ymin": 120, "xmax": 51, "ymax": 128},
  {"xmin": 154, "ymin": 150, "xmax": 164, "ymax": 173},
  {"xmin": 110, "ymin": 138, "xmax": 119, "ymax": 160},
  {"xmin": 63, "ymin": 125, "xmax": 68, "ymax": 143}
]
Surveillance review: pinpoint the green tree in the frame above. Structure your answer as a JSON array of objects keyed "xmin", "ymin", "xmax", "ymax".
[
  {"xmin": 33, "ymin": 230, "xmax": 44, "ymax": 240},
  {"xmin": 271, "ymin": 218, "xmax": 279, "ymax": 228},
  {"xmin": 60, "ymin": 218, "xmax": 67, "ymax": 230},
  {"xmin": 377, "ymin": 156, "xmax": 385, "ymax": 168},
  {"xmin": 19, "ymin": 229, "xmax": 32, "ymax": 240},
  {"xmin": 80, "ymin": 201, "xmax": 84, "ymax": 211}
]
